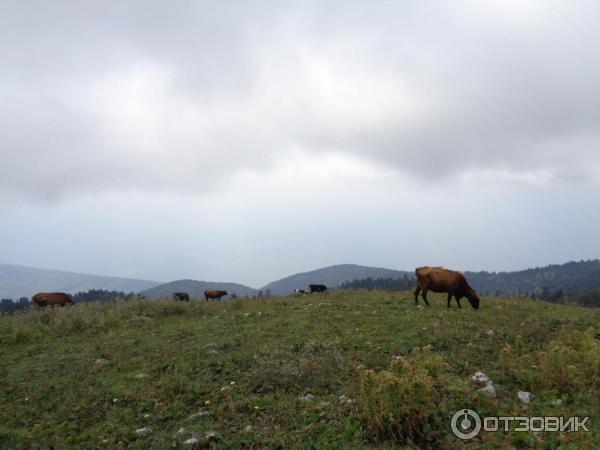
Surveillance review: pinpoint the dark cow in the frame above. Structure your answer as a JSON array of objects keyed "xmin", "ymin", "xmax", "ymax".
[
  {"xmin": 204, "ymin": 290, "xmax": 228, "ymax": 301},
  {"xmin": 309, "ymin": 284, "xmax": 327, "ymax": 293},
  {"xmin": 173, "ymin": 292, "xmax": 190, "ymax": 302},
  {"xmin": 414, "ymin": 266, "xmax": 480, "ymax": 309},
  {"xmin": 32, "ymin": 292, "xmax": 74, "ymax": 308}
]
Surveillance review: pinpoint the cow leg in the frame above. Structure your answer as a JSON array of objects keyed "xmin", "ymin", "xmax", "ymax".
[
  {"xmin": 455, "ymin": 297, "xmax": 462, "ymax": 308},
  {"xmin": 447, "ymin": 294, "xmax": 452, "ymax": 308},
  {"xmin": 414, "ymin": 286, "xmax": 421, "ymax": 305},
  {"xmin": 422, "ymin": 290, "xmax": 430, "ymax": 306}
]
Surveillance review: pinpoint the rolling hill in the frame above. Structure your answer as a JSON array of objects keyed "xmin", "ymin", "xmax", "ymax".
[
  {"xmin": 0, "ymin": 263, "xmax": 160, "ymax": 299},
  {"xmin": 261, "ymin": 264, "xmax": 411, "ymax": 295},
  {"xmin": 140, "ymin": 279, "xmax": 258, "ymax": 299}
]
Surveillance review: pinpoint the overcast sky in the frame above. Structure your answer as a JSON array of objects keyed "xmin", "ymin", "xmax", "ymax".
[{"xmin": 1, "ymin": 1, "xmax": 599, "ymax": 287}]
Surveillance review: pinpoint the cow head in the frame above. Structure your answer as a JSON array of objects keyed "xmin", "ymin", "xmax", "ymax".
[
  {"xmin": 223, "ymin": 290, "xmax": 228, "ymax": 296},
  {"xmin": 467, "ymin": 291, "xmax": 480, "ymax": 309}
]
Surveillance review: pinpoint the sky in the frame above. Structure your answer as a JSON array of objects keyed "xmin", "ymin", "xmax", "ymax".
[{"xmin": 1, "ymin": 0, "xmax": 600, "ymax": 287}]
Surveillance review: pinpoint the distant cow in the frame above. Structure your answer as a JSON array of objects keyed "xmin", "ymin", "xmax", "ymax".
[
  {"xmin": 294, "ymin": 289, "xmax": 307, "ymax": 295},
  {"xmin": 173, "ymin": 292, "xmax": 190, "ymax": 302},
  {"xmin": 204, "ymin": 290, "xmax": 228, "ymax": 301},
  {"xmin": 32, "ymin": 292, "xmax": 74, "ymax": 308},
  {"xmin": 414, "ymin": 267, "xmax": 480, "ymax": 309},
  {"xmin": 309, "ymin": 284, "xmax": 327, "ymax": 293}
]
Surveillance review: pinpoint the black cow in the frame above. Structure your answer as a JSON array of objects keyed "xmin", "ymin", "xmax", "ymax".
[
  {"xmin": 309, "ymin": 284, "xmax": 327, "ymax": 293},
  {"xmin": 173, "ymin": 292, "xmax": 190, "ymax": 302}
]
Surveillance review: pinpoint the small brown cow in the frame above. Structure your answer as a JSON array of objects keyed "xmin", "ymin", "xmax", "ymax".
[
  {"xmin": 204, "ymin": 290, "xmax": 228, "ymax": 301},
  {"xmin": 414, "ymin": 267, "xmax": 480, "ymax": 309},
  {"xmin": 32, "ymin": 292, "xmax": 74, "ymax": 308}
]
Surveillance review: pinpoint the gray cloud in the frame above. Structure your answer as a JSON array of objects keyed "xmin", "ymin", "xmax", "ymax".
[{"xmin": 1, "ymin": 0, "xmax": 600, "ymax": 201}]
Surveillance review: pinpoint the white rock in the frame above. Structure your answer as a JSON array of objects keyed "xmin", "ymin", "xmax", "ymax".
[
  {"xmin": 186, "ymin": 409, "xmax": 212, "ymax": 421},
  {"xmin": 518, "ymin": 391, "xmax": 533, "ymax": 404},
  {"xmin": 184, "ymin": 437, "xmax": 198, "ymax": 445},
  {"xmin": 299, "ymin": 393, "xmax": 315, "ymax": 402},
  {"xmin": 135, "ymin": 373, "xmax": 148, "ymax": 379},
  {"xmin": 244, "ymin": 425, "xmax": 252, "ymax": 432},
  {"xmin": 205, "ymin": 431, "xmax": 218, "ymax": 440},
  {"xmin": 135, "ymin": 427, "xmax": 152, "ymax": 436},
  {"xmin": 477, "ymin": 381, "xmax": 496, "ymax": 398},
  {"xmin": 472, "ymin": 372, "xmax": 490, "ymax": 383},
  {"xmin": 551, "ymin": 399, "xmax": 563, "ymax": 406},
  {"xmin": 338, "ymin": 395, "xmax": 354, "ymax": 404}
]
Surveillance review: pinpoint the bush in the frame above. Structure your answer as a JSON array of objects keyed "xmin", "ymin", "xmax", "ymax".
[{"xmin": 358, "ymin": 346, "xmax": 447, "ymax": 445}]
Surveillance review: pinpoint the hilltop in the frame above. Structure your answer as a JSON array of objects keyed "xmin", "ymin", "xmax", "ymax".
[{"xmin": 1, "ymin": 291, "xmax": 598, "ymax": 448}]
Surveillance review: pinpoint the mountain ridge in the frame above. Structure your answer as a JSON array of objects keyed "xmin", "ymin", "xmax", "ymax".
[{"xmin": 0, "ymin": 263, "xmax": 160, "ymax": 299}]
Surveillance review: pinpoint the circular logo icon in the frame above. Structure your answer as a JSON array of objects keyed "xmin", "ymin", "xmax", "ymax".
[{"xmin": 451, "ymin": 409, "xmax": 481, "ymax": 440}]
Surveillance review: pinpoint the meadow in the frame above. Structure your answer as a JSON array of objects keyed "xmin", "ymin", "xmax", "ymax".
[{"xmin": 1, "ymin": 291, "xmax": 599, "ymax": 449}]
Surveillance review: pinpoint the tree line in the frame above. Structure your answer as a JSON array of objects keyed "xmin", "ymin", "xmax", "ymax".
[{"xmin": 339, "ymin": 275, "xmax": 415, "ymax": 292}]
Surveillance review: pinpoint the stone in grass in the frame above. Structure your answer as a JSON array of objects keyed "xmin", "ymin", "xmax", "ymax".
[
  {"xmin": 95, "ymin": 358, "xmax": 109, "ymax": 365},
  {"xmin": 205, "ymin": 431, "xmax": 219, "ymax": 441},
  {"xmin": 173, "ymin": 427, "xmax": 186, "ymax": 438},
  {"xmin": 477, "ymin": 381, "xmax": 496, "ymax": 398},
  {"xmin": 186, "ymin": 409, "xmax": 212, "ymax": 421},
  {"xmin": 183, "ymin": 436, "xmax": 198, "ymax": 445},
  {"xmin": 472, "ymin": 372, "xmax": 490, "ymax": 383},
  {"xmin": 299, "ymin": 393, "xmax": 315, "ymax": 402},
  {"xmin": 551, "ymin": 399, "xmax": 563, "ymax": 406},
  {"xmin": 338, "ymin": 395, "xmax": 354, "ymax": 405},
  {"xmin": 135, "ymin": 427, "xmax": 152, "ymax": 436},
  {"xmin": 518, "ymin": 391, "xmax": 533, "ymax": 404}
]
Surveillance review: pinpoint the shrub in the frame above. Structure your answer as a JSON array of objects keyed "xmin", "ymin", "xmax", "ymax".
[{"xmin": 358, "ymin": 347, "xmax": 447, "ymax": 445}]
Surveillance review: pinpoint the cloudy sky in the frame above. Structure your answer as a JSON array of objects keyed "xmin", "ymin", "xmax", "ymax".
[{"xmin": 1, "ymin": 0, "xmax": 599, "ymax": 287}]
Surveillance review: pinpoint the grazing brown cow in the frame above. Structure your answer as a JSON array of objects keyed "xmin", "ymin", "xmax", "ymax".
[
  {"xmin": 204, "ymin": 290, "xmax": 228, "ymax": 301},
  {"xmin": 32, "ymin": 292, "xmax": 74, "ymax": 308},
  {"xmin": 173, "ymin": 292, "xmax": 190, "ymax": 302},
  {"xmin": 414, "ymin": 267, "xmax": 480, "ymax": 309}
]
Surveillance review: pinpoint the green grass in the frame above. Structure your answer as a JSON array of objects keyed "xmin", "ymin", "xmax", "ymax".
[{"xmin": 1, "ymin": 291, "xmax": 599, "ymax": 449}]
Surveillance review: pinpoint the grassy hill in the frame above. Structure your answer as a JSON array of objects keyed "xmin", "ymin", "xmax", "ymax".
[
  {"xmin": 0, "ymin": 263, "xmax": 160, "ymax": 300},
  {"xmin": 262, "ymin": 264, "xmax": 410, "ymax": 295},
  {"xmin": 1, "ymin": 292, "xmax": 598, "ymax": 448},
  {"xmin": 140, "ymin": 280, "xmax": 258, "ymax": 300}
]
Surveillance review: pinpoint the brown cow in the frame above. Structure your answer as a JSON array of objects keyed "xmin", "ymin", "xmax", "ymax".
[
  {"xmin": 32, "ymin": 292, "xmax": 74, "ymax": 308},
  {"xmin": 414, "ymin": 267, "xmax": 480, "ymax": 309},
  {"xmin": 204, "ymin": 290, "xmax": 228, "ymax": 301}
]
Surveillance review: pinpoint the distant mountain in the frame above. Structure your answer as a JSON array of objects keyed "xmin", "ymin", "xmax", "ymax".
[
  {"xmin": 0, "ymin": 263, "xmax": 160, "ymax": 300},
  {"xmin": 465, "ymin": 259, "xmax": 600, "ymax": 296},
  {"xmin": 140, "ymin": 279, "xmax": 258, "ymax": 300},
  {"xmin": 262, "ymin": 264, "xmax": 410, "ymax": 296}
]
